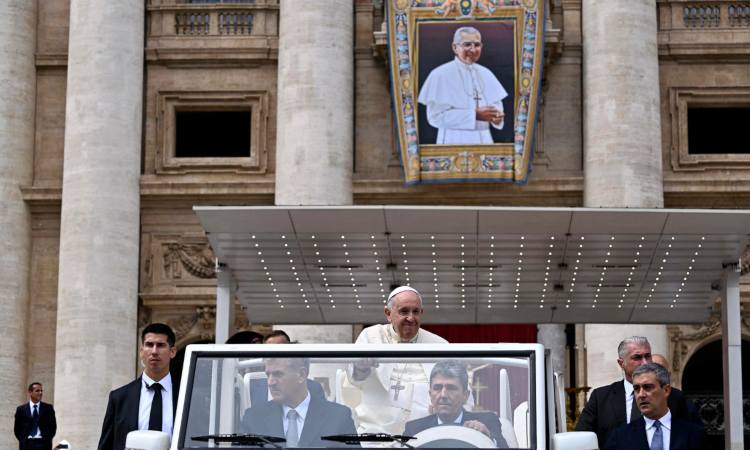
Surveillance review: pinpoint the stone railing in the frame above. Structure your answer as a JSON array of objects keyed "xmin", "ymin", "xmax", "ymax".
[
  {"xmin": 728, "ymin": 4, "xmax": 750, "ymax": 26},
  {"xmin": 683, "ymin": 4, "xmax": 721, "ymax": 27},
  {"xmin": 658, "ymin": 0, "xmax": 750, "ymax": 59},
  {"xmin": 173, "ymin": 10, "xmax": 255, "ymax": 35},
  {"xmin": 660, "ymin": 1, "xmax": 750, "ymax": 29},
  {"xmin": 148, "ymin": 0, "xmax": 278, "ymax": 39},
  {"xmin": 146, "ymin": 0, "xmax": 279, "ymax": 62}
]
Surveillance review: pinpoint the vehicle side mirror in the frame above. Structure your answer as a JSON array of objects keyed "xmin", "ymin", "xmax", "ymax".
[
  {"xmin": 125, "ymin": 430, "xmax": 170, "ymax": 450},
  {"xmin": 551, "ymin": 431, "xmax": 598, "ymax": 450}
]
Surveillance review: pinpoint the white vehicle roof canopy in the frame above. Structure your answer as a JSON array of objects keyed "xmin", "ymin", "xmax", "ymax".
[{"xmin": 195, "ymin": 205, "xmax": 750, "ymax": 324}]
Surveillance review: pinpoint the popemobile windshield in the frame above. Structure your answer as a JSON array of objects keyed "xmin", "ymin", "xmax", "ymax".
[{"xmin": 124, "ymin": 344, "xmax": 598, "ymax": 450}]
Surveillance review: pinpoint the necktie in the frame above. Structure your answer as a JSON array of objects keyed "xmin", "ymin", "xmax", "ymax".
[
  {"xmin": 286, "ymin": 409, "xmax": 299, "ymax": 448},
  {"xmin": 31, "ymin": 404, "xmax": 40, "ymax": 436},
  {"xmin": 630, "ymin": 392, "xmax": 641, "ymax": 422},
  {"xmin": 651, "ymin": 420, "xmax": 663, "ymax": 450},
  {"xmin": 148, "ymin": 382, "xmax": 163, "ymax": 431}
]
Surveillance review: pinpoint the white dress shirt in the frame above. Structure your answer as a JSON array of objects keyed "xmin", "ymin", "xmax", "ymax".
[
  {"xmin": 644, "ymin": 410, "xmax": 672, "ymax": 450},
  {"xmin": 437, "ymin": 410, "xmax": 464, "ymax": 425},
  {"xmin": 624, "ymin": 379, "xmax": 635, "ymax": 423},
  {"xmin": 28, "ymin": 401, "xmax": 42, "ymax": 438},
  {"xmin": 282, "ymin": 392, "xmax": 311, "ymax": 440},
  {"xmin": 139, "ymin": 372, "xmax": 174, "ymax": 438}
]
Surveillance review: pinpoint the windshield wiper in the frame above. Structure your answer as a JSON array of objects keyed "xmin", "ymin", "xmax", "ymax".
[
  {"xmin": 192, "ymin": 433, "xmax": 285, "ymax": 448},
  {"xmin": 322, "ymin": 433, "xmax": 416, "ymax": 448}
]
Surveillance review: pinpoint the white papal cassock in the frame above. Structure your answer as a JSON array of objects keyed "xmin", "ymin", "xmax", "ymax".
[
  {"xmin": 346, "ymin": 324, "xmax": 447, "ymax": 436},
  {"xmin": 418, "ymin": 57, "xmax": 508, "ymax": 145}
]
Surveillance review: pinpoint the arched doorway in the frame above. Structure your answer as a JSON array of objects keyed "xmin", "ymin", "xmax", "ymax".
[{"xmin": 681, "ymin": 339, "xmax": 750, "ymax": 449}]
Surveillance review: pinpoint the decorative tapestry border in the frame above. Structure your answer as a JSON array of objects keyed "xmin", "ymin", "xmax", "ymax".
[{"xmin": 388, "ymin": 0, "xmax": 545, "ymax": 184}]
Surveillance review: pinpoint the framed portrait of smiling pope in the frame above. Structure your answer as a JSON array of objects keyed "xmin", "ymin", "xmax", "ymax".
[{"xmin": 387, "ymin": 0, "xmax": 545, "ymax": 184}]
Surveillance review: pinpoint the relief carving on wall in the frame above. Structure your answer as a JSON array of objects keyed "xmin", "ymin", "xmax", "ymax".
[
  {"xmin": 163, "ymin": 242, "xmax": 216, "ymax": 280},
  {"xmin": 142, "ymin": 234, "xmax": 218, "ymax": 297},
  {"xmin": 147, "ymin": 305, "xmax": 253, "ymax": 348}
]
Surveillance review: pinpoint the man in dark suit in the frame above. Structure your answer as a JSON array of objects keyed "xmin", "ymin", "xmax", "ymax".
[
  {"xmin": 14, "ymin": 382, "xmax": 57, "ymax": 450},
  {"xmin": 241, "ymin": 357, "xmax": 358, "ymax": 447},
  {"xmin": 250, "ymin": 330, "xmax": 327, "ymax": 404},
  {"xmin": 404, "ymin": 360, "xmax": 508, "ymax": 448},
  {"xmin": 576, "ymin": 336, "xmax": 694, "ymax": 449},
  {"xmin": 97, "ymin": 323, "xmax": 178, "ymax": 450},
  {"xmin": 605, "ymin": 363, "xmax": 708, "ymax": 450}
]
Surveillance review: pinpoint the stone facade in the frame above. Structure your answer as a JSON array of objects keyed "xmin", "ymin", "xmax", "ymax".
[{"xmin": 2, "ymin": 0, "xmax": 750, "ymax": 447}]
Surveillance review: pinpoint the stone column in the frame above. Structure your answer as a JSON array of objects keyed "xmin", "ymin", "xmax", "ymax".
[
  {"xmin": 0, "ymin": 1, "xmax": 37, "ymax": 447},
  {"xmin": 268, "ymin": 1, "xmax": 355, "ymax": 340},
  {"xmin": 537, "ymin": 324, "xmax": 566, "ymax": 375},
  {"xmin": 54, "ymin": 1, "xmax": 144, "ymax": 447},
  {"xmin": 581, "ymin": 0, "xmax": 667, "ymax": 395},
  {"xmin": 274, "ymin": 0, "xmax": 353, "ymax": 205},
  {"xmin": 582, "ymin": 0, "xmax": 663, "ymax": 208}
]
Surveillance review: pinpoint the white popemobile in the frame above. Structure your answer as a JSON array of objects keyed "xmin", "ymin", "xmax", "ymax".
[{"xmin": 125, "ymin": 343, "xmax": 597, "ymax": 450}]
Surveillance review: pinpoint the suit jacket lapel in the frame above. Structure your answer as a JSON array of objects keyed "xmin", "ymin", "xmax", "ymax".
[
  {"xmin": 632, "ymin": 418, "xmax": 650, "ymax": 450},
  {"xmin": 265, "ymin": 402, "xmax": 284, "ymax": 438},
  {"xmin": 669, "ymin": 418, "xmax": 685, "ymax": 450},
  {"xmin": 127, "ymin": 378, "xmax": 143, "ymax": 431},
  {"xmin": 172, "ymin": 378, "xmax": 180, "ymax": 415},
  {"xmin": 611, "ymin": 380, "xmax": 627, "ymax": 424},
  {"xmin": 299, "ymin": 397, "xmax": 323, "ymax": 446}
]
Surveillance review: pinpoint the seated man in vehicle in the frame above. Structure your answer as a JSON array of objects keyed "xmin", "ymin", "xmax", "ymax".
[
  {"xmin": 241, "ymin": 357, "xmax": 358, "ymax": 447},
  {"xmin": 404, "ymin": 360, "xmax": 508, "ymax": 448}
]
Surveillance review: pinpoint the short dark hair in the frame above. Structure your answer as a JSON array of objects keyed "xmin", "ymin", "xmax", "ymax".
[
  {"xmin": 264, "ymin": 330, "xmax": 291, "ymax": 343},
  {"xmin": 141, "ymin": 323, "xmax": 176, "ymax": 347},
  {"xmin": 430, "ymin": 360, "xmax": 469, "ymax": 391},
  {"xmin": 226, "ymin": 330, "xmax": 264, "ymax": 344},
  {"xmin": 28, "ymin": 382, "xmax": 42, "ymax": 392},
  {"xmin": 633, "ymin": 362, "xmax": 671, "ymax": 386}
]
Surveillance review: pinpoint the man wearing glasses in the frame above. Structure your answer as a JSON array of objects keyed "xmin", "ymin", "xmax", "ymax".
[{"xmin": 418, "ymin": 26, "xmax": 508, "ymax": 145}]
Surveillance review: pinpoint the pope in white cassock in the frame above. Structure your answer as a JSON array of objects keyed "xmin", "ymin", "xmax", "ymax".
[
  {"xmin": 418, "ymin": 26, "xmax": 508, "ymax": 144},
  {"xmin": 346, "ymin": 286, "xmax": 448, "ymax": 436}
]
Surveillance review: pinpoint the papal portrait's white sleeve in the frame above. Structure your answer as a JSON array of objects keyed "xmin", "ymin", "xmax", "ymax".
[
  {"xmin": 490, "ymin": 99, "xmax": 505, "ymax": 130},
  {"xmin": 425, "ymin": 102, "xmax": 476, "ymax": 131}
]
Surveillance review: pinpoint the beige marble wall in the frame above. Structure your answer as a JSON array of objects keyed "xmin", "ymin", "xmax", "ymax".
[
  {"xmin": 27, "ymin": 214, "xmax": 61, "ymax": 402},
  {"xmin": 37, "ymin": 0, "xmax": 69, "ymax": 56},
  {"xmin": 33, "ymin": 70, "xmax": 67, "ymax": 187},
  {"xmin": 353, "ymin": 2, "xmax": 398, "ymax": 179}
]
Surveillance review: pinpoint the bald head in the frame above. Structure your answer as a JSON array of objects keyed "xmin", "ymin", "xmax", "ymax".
[{"xmin": 651, "ymin": 353, "xmax": 670, "ymax": 371}]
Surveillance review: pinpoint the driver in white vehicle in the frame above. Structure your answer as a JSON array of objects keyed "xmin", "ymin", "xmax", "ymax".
[{"xmin": 404, "ymin": 360, "xmax": 508, "ymax": 448}]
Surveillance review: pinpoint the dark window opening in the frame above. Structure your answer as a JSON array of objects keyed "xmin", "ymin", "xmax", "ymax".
[
  {"xmin": 185, "ymin": 0, "xmax": 255, "ymax": 4},
  {"xmin": 687, "ymin": 107, "xmax": 750, "ymax": 154},
  {"xmin": 175, "ymin": 110, "xmax": 251, "ymax": 158}
]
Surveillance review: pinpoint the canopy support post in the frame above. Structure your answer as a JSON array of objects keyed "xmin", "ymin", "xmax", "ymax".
[
  {"xmin": 721, "ymin": 262, "xmax": 744, "ymax": 450},
  {"xmin": 215, "ymin": 261, "xmax": 236, "ymax": 344}
]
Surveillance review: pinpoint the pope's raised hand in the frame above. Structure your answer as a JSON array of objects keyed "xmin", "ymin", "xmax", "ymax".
[{"xmin": 352, "ymin": 358, "xmax": 379, "ymax": 380}]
